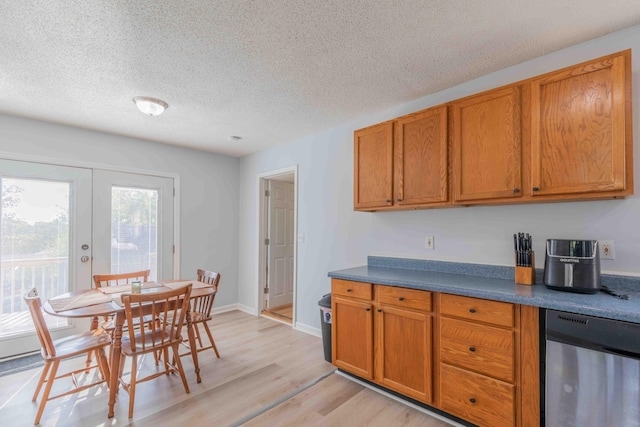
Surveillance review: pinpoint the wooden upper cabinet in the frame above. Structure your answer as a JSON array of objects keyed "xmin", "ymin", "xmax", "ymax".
[
  {"xmin": 354, "ymin": 122, "xmax": 394, "ymax": 209},
  {"xmin": 354, "ymin": 50, "xmax": 632, "ymax": 211},
  {"xmin": 452, "ymin": 86, "xmax": 522, "ymax": 203},
  {"xmin": 530, "ymin": 50, "xmax": 632, "ymax": 197},
  {"xmin": 394, "ymin": 106, "xmax": 449, "ymax": 206}
]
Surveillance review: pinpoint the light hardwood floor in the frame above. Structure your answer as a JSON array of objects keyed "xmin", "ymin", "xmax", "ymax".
[
  {"xmin": 261, "ymin": 303, "xmax": 293, "ymax": 324},
  {"xmin": 0, "ymin": 311, "xmax": 453, "ymax": 426}
]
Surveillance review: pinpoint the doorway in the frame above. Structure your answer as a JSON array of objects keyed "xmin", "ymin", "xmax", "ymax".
[{"xmin": 257, "ymin": 166, "xmax": 297, "ymax": 326}]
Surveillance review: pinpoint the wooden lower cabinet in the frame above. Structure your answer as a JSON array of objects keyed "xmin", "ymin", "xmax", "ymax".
[
  {"xmin": 440, "ymin": 316, "xmax": 514, "ymax": 383},
  {"xmin": 439, "ymin": 294, "xmax": 519, "ymax": 426},
  {"xmin": 332, "ymin": 279, "xmax": 540, "ymax": 427},
  {"xmin": 440, "ymin": 364, "xmax": 515, "ymax": 427},
  {"xmin": 332, "ymin": 296, "xmax": 374, "ymax": 380},
  {"xmin": 377, "ymin": 303, "xmax": 432, "ymax": 403}
]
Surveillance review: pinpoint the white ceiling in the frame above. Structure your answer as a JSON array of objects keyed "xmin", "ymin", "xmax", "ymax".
[{"xmin": 1, "ymin": 1, "xmax": 640, "ymax": 157}]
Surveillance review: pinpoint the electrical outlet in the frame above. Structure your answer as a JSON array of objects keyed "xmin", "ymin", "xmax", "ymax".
[
  {"xmin": 599, "ymin": 240, "xmax": 615, "ymax": 260},
  {"xmin": 425, "ymin": 236, "xmax": 434, "ymax": 250}
]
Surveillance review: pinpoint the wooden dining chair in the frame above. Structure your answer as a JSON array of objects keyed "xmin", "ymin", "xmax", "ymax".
[
  {"xmin": 85, "ymin": 270, "xmax": 151, "ymax": 370},
  {"xmin": 93, "ymin": 270, "xmax": 151, "ymax": 289},
  {"xmin": 177, "ymin": 269, "xmax": 222, "ymax": 359},
  {"xmin": 90, "ymin": 270, "xmax": 151, "ymax": 329},
  {"xmin": 24, "ymin": 288, "xmax": 112, "ymax": 425},
  {"xmin": 119, "ymin": 285, "xmax": 192, "ymax": 418}
]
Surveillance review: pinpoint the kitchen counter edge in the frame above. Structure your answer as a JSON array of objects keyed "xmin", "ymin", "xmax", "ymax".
[{"xmin": 328, "ymin": 265, "xmax": 640, "ymax": 324}]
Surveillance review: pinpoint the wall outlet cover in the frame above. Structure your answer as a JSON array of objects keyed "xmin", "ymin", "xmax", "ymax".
[
  {"xmin": 425, "ymin": 236, "xmax": 434, "ymax": 250},
  {"xmin": 599, "ymin": 240, "xmax": 615, "ymax": 260}
]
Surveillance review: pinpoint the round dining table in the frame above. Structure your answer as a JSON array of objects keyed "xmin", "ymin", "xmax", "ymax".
[{"xmin": 44, "ymin": 282, "xmax": 215, "ymax": 418}]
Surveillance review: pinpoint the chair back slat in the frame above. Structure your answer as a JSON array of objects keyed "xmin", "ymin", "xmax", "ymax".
[
  {"xmin": 23, "ymin": 288, "xmax": 56, "ymax": 357},
  {"xmin": 93, "ymin": 270, "xmax": 150, "ymax": 288},
  {"xmin": 197, "ymin": 269, "xmax": 220, "ymax": 291},
  {"xmin": 121, "ymin": 285, "xmax": 192, "ymax": 354},
  {"xmin": 194, "ymin": 269, "xmax": 221, "ymax": 319}
]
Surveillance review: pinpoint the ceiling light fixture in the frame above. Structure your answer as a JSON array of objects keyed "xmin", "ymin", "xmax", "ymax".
[{"xmin": 132, "ymin": 96, "xmax": 168, "ymax": 116}]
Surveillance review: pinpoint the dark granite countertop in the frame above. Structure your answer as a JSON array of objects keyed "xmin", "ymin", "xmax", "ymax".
[{"xmin": 328, "ymin": 257, "xmax": 640, "ymax": 324}]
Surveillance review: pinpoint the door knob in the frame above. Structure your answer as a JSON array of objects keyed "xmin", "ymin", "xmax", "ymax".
[{"xmin": 81, "ymin": 256, "xmax": 90, "ymax": 263}]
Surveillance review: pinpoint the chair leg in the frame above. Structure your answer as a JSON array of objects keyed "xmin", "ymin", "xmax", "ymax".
[
  {"xmin": 128, "ymin": 355, "xmax": 137, "ymax": 418},
  {"xmin": 32, "ymin": 362, "xmax": 51, "ymax": 402},
  {"xmin": 85, "ymin": 316, "xmax": 100, "ymax": 372},
  {"xmin": 85, "ymin": 350, "xmax": 93, "ymax": 373},
  {"xmin": 96, "ymin": 347, "xmax": 110, "ymax": 381},
  {"xmin": 202, "ymin": 321, "xmax": 220, "ymax": 358},
  {"xmin": 34, "ymin": 360, "xmax": 59, "ymax": 425},
  {"xmin": 172, "ymin": 344, "xmax": 190, "ymax": 394},
  {"xmin": 119, "ymin": 353, "xmax": 126, "ymax": 394},
  {"xmin": 163, "ymin": 347, "xmax": 170, "ymax": 375},
  {"xmin": 194, "ymin": 323, "xmax": 203, "ymax": 347}
]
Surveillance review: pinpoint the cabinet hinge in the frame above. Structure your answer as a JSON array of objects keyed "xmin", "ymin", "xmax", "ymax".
[
  {"xmin": 265, "ymin": 238, "xmax": 270, "ymax": 245},
  {"xmin": 265, "ymin": 190, "xmax": 270, "ymax": 197}
]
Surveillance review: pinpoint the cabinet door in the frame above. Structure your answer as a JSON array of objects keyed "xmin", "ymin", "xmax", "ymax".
[
  {"xmin": 332, "ymin": 296, "xmax": 374, "ymax": 380},
  {"xmin": 377, "ymin": 304, "xmax": 432, "ymax": 403},
  {"xmin": 354, "ymin": 122, "xmax": 394, "ymax": 210},
  {"xmin": 452, "ymin": 86, "xmax": 522, "ymax": 202},
  {"xmin": 530, "ymin": 51, "xmax": 630, "ymax": 196},
  {"xmin": 394, "ymin": 106, "xmax": 448, "ymax": 206}
]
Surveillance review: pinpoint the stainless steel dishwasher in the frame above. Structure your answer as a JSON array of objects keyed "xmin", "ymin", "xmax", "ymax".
[{"xmin": 546, "ymin": 309, "xmax": 640, "ymax": 426}]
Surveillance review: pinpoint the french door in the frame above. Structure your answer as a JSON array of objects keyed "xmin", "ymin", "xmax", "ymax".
[
  {"xmin": 92, "ymin": 170, "xmax": 174, "ymax": 282},
  {"xmin": 0, "ymin": 160, "xmax": 92, "ymax": 358},
  {"xmin": 0, "ymin": 161, "xmax": 174, "ymax": 359}
]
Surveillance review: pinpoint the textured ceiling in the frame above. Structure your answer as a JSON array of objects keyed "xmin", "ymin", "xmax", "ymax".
[{"xmin": 1, "ymin": 1, "xmax": 640, "ymax": 157}]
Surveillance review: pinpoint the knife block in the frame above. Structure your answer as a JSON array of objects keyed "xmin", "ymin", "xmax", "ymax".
[{"xmin": 515, "ymin": 251, "xmax": 535, "ymax": 285}]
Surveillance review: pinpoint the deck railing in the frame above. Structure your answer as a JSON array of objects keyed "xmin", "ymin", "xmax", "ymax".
[
  {"xmin": 0, "ymin": 256, "xmax": 158, "ymax": 338},
  {"xmin": 1, "ymin": 256, "xmax": 69, "ymax": 316}
]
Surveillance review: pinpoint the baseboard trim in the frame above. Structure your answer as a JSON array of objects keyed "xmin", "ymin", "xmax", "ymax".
[
  {"xmin": 294, "ymin": 322, "xmax": 321, "ymax": 338},
  {"xmin": 212, "ymin": 303, "xmax": 246, "ymax": 315},
  {"xmin": 223, "ymin": 305, "xmax": 321, "ymax": 338},
  {"xmin": 236, "ymin": 303, "xmax": 259, "ymax": 316}
]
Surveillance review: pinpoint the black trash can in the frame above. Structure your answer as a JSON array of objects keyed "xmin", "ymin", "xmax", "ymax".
[{"xmin": 318, "ymin": 293, "xmax": 332, "ymax": 363}]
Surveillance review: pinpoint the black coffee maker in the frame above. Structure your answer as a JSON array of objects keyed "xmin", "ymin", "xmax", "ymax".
[{"xmin": 544, "ymin": 239, "xmax": 601, "ymax": 294}]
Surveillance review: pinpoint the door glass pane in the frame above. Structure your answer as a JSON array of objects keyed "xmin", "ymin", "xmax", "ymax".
[
  {"xmin": 1, "ymin": 178, "xmax": 70, "ymax": 338},
  {"xmin": 111, "ymin": 187, "xmax": 158, "ymax": 281}
]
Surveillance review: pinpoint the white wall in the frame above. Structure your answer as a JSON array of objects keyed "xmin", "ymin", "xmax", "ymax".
[
  {"xmin": 0, "ymin": 114, "xmax": 240, "ymax": 307},
  {"xmin": 238, "ymin": 24, "xmax": 640, "ymax": 332}
]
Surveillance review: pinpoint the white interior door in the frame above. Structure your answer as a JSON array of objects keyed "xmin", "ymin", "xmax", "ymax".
[
  {"xmin": 0, "ymin": 159, "xmax": 92, "ymax": 358},
  {"xmin": 267, "ymin": 180, "xmax": 294, "ymax": 309},
  {"xmin": 92, "ymin": 170, "xmax": 174, "ymax": 282}
]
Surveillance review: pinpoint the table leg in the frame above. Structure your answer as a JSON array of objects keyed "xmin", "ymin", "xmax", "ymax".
[
  {"xmin": 108, "ymin": 313, "xmax": 124, "ymax": 418},
  {"xmin": 185, "ymin": 310, "xmax": 201, "ymax": 383}
]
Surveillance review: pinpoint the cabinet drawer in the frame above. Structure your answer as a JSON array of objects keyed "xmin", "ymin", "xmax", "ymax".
[
  {"xmin": 440, "ymin": 364, "xmax": 515, "ymax": 427},
  {"xmin": 440, "ymin": 317, "xmax": 514, "ymax": 382},
  {"xmin": 440, "ymin": 294, "xmax": 514, "ymax": 327},
  {"xmin": 377, "ymin": 285, "xmax": 432, "ymax": 312},
  {"xmin": 332, "ymin": 279, "xmax": 372, "ymax": 300}
]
